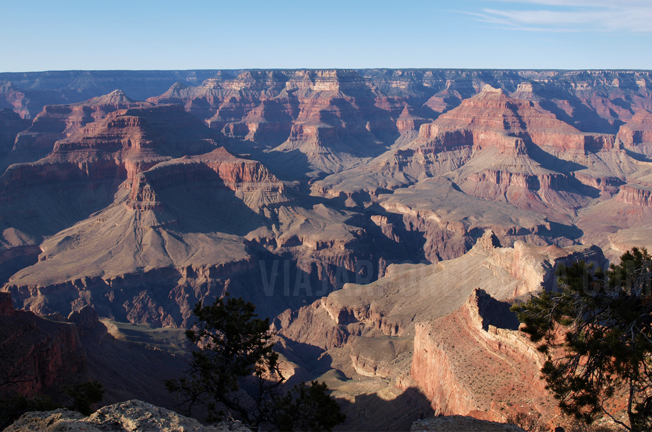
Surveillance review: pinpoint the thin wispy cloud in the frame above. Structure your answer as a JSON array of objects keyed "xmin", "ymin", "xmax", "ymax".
[{"xmin": 473, "ymin": 0, "xmax": 652, "ymax": 32}]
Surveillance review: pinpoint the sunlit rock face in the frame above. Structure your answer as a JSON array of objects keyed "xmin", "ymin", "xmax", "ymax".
[
  {"xmin": 0, "ymin": 69, "xmax": 650, "ymax": 431},
  {"xmin": 1, "ymin": 69, "xmax": 651, "ymax": 325}
]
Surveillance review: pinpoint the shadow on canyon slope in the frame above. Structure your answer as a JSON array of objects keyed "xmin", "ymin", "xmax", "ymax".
[
  {"xmin": 81, "ymin": 325, "xmax": 190, "ymax": 410},
  {"xmin": 272, "ymin": 337, "xmax": 434, "ymax": 431},
  {"xmin": 525, "ymin": 142, "xmax": 588, "ymax": 173},
  {"xmin": 335, "ymin": 387, "xmax": 435, "ymax": 432},
  {"xmin": 538, "ymin": 96, "xmax": 622, "ymax": 134},
  {"xmin": 624, "ymin": 148, "xmax": 652, "ymax": 162}
]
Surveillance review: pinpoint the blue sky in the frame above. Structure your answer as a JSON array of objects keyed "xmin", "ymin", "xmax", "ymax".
[{"xmin": 1, "ymin": 0, "xmax": 651, "ymax": 72}]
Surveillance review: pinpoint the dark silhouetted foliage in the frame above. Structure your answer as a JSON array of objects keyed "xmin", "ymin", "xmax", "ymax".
[
  {"xmin": 512, "ymin": 248, "xmax": 652, "ymax": 431},
  {"xmin": 166, "ymin": 295, "xmax": 345, "ymax": 431},
  {"xmin": 65, "ymin": 380, "xmax": 104, "ymax": 415},
  {"xmin": 0, "ymin": 379, "xmax": 104, "ymax": 429},
  {"xmin": 273, "ymin": 381, "xmax": 346, "ymax": 432},
  {"xmin": 0, "ymin": 394, "xmax": 60, "ymax": 430}
]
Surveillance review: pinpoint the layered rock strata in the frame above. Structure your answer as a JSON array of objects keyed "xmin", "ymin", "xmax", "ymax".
[
  {"xmin": 410, "ymin": 289, "xmax": 553, "ymax": 423},
  {"xmin": 274, "ymin": 233, "xmax": 603, "ymax": 428}
]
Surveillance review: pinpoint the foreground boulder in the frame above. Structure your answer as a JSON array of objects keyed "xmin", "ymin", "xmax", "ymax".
[{"xmin": 4, "ymin": 399, "xmax": 251, "ymax": 432}]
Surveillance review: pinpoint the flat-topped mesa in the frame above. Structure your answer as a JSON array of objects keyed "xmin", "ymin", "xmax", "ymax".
[
  {"xmin": 617, "ymin": 184, "xmax": 652, "ymax": 207},
  {"xmin": 417, "ymin": 84, "xmax": 618, "ymax": 155},
  {"xmin": 511, "ymin": 81, "xmax": 537, "ymax": 98},
  {"xmin": 3, "ymin": 104, "xmax": 220, "ymax": 189},
  {"xmin": 53, "ymin": 111, "xmax": 153, "ymax": 153},
  {"xmin": 127, "ymin": 148, "xmax": 287, "ymax": 211},
  {"xmin": 13, "ymin": 90, "xmax": 150, "ymax": 157}
]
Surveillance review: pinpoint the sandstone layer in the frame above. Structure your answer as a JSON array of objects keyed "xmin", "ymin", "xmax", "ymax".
[
  {"xmin": 273, "ymin": 232, "xmax": 603, "ymax": 429},
  {"xmin": 410, "ymin": 289, "xmax": 553, "ymax": 423},
  {"xmin": 3, "ymin": 69, "xmax": 651, "ymax": 431}
]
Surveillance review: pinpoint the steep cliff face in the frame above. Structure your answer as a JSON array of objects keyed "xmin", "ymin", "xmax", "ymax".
[
  {"xmin": 0, "ymin": 292, "xmax": 86, "ymax": 398},
  {"xmin": 617, "ymin": 110, "xmax": 652, "ymax": 158},
  {"xmin": 10, "ymin": 90, "xmax": 151, "ymax": 163},
  {"xmin": 0, "ymin": 291, "xmax": 13, "ymax": 315},
  {"xmin": 617, "ymin": 184, "xmax": 652, "ymax": 207},
  {"xmin": 151, "ymin": 69, "xmax": 402, "ymax": 177},
  {"xmin": 410, "ymin": 289, "xmax": 555, "ymax": 423},
  {"xmin": 274, "ymin": 233, "xmax": 602, "ymax": 427},
  {"xmin": 310, "ymin": 79, "xmax": 639, "ymax": 234},
  {"xmin": 0, "ymin": 108, "xmax": 30, "ymax": 157}
]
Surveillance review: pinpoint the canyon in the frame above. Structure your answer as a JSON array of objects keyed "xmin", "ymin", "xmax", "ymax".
[{"xmin": 1, "ymin": 69, "xmax": 651, "ymax": 430}]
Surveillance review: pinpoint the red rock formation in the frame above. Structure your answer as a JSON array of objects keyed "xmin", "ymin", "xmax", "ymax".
[
  {"xmin": 0, "ymin": 104, "xmax": 220, "ymax": 202},
  {"xmin": 396, "ymin": 105, "xmax": 429, "ymax": 133},
  {"xmin": 0, "ymin": 292, "xmax": 86, "ymax": 398},
  {"xmin": 127, "ymin": 147, "xmax": 287, "ymax": 211},
  {"xmin": 416, "ymin": 85, "xmax": 617, "ymax": 155},
  {"xmin": 619, "ymin": 111, "xmax": 652, "ymax": 144},
  {"xmin": 410, "ymin": 289, "xmax": 556, "ymax": 423},
  {"xmin": 0, "ymin": 82, "xmax": 33, "ymax": 119},
  {"xmin": 11, "ymin": 90, "xmax": 151, "ymax": 161},
  {"xmin": 618, "ymin": 110, "xmax": 652, "ymax": 158},
  {"xmin": 617, "ymin": 184, "xmax": 652, "ymax": 207}
]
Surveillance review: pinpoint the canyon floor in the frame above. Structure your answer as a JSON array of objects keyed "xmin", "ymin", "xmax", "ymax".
[{"xmin": 2, "ymin": 68, "xmax": 651, "ymax": 430}]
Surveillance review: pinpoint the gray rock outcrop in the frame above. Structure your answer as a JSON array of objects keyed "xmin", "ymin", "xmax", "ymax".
[{"xmin": 4, "ymin": 399, "xmax": 251, "ymax": 432}]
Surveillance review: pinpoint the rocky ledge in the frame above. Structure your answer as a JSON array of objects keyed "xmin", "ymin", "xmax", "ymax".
[
  {"xmin": 4, "ymin": 399, "xmax": 251, "ymax": 432},
  {"xmin": 410, "ymin": 288, "xmax": 556, "ymax": 423}
]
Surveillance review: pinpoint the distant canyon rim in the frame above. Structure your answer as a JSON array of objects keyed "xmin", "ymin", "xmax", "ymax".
[{"xmin": 1, "ymin": 68, "xmax": 651, "ymax": 430}]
